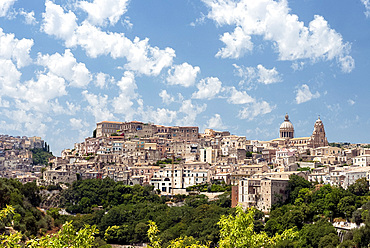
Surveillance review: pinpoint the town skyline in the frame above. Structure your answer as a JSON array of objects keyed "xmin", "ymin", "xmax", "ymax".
[{"xmin": 1, "ymin": 0, "xmax": 370, "ymax": 154}]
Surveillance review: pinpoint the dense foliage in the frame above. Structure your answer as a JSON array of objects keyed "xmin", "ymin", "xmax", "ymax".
[
  {"xmin": 0, "ymin": 206, "xmax": 100, "ymax": 248},
  {"xmin": 60, "ymin": 178, "xmax": 163, "ymax": 213},
  {"xmin": 186, "ymin": 181, "xmax": 232, "ymax": 192},
  {"xmin": 265, "ymin": 176, "xmax": 370, "ymax": 247},
  {"xmin": 31, "ymin": 148, "xmax": 53, "ymax": 165},
  {"xmin": 0, "ymin": 178, "xmax": 48, "ymax": 237},
  {"xmin": 59, "ymin": 178, "xmax": 233, "ymax": 246},
  {"xmin": 2, "ymin": 175, "xmax": 370, "ymax": 247}
]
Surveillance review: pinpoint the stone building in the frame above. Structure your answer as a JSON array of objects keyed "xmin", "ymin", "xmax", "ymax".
[{"xmin": 235, "ymin": 177, "xmax": 290, "ymax": 212}]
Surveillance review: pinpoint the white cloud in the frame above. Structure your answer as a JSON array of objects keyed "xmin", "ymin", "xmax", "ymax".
[
  {"xmin": 20, "ymin": 10, "xmax": 37, "ymax": 25},
  {"xmin": 0, "ymin": 0, "xmax": 16, "ymax": 17},
  {"xmin": 159, "ymin": 90, "xmax": 175, "ymax": 105},
  {"xmin": 203, "ymin": 0, "xmax": 354, "ymax": 72},
  {"xmin": 227, "ymin": 86, "xmax": 254, "ymax": 104},
  {"xmin": 166, "ymin": 62, "xmax": 200, "ymax": 87},
  {"xmin": 233, "ymin": 64, "xmax": 282, "ymax": 85},
  {"xmin": 177, "ymin": 99, "xmax": 207, "ymax": 126},
  {"xmin": 216, "ymin": 26, "xmax": 253, "ymax": 59},
  {"xmin": 69, "ymin": 118, "xmax": 84, "ymax": 130},
  {"xmin": 37, "ymin": 49, "xmax": 92, "ymax": 88},
  {"xmin": 41, "ymin": 0, "xmax": 78, "ymax": 46},
  {"xmin": 338, "ymin": 55, "xmax": 355, "ymax": 74},
  {"xmin": 0, "ymin": 97, "xmax": 10, "ymax": 108},
  {"xmin": 66, "ymin": 102, "xmax": 81, "ymax": 115},
  {"xmin": 295, "ymin": 84, "xmax": 320, "ymax": 104},
  {"xmin": 256, "ymin": 64, "xmax": 282, "ymax": 84},
  {"xmin": 82, "ymin": 90, "xmax": 115, "ymax": 122},
  {"xmin": 75, "ymin": 22, "xmax": 175, "ymax": 76},
  {"xmin": 238, "ymin": 100, "xmax": 275, "ymax": 120},
  {"xmin": 17, "ymin": 72, "xmax": 68, "ymax": 112},
  {"xmin": 112, "ymin": 71, "xmax": 138, "ymax": 120},
  {"xmin": 3, "ymin": 109, "xmax": 47, "ymax": 137},
  {"xmin": 122, "ymin": 17, "xmax": 133, "ymax": 29},
  {"xmin": 362, "ymin": 0, "xmax": 370, "ymax": 18},
  {"xmin": 79, "ymin": 0, "xmax": 129, "ymax": 26},
  {"xmin": 291, "ymin": 61, "xmax": 305, "ymax": 71},
  {"xmin": 41, "ymin": 2, "xmax": 176, "ymax": 76},
  {"xmin": 347, "ymin": 99, "xmax": 355, "ymax": 106},
  {"xmin": 190, "ymin": 13, "xmax": 206, "ymax": 27},
  {"xmin": 192, "ymin": 77, "xmax": 222, "ymax": 99},
  {"xmin": 0, "ymin": 28, "xmax": 33, "ymax": 68},
  {"xmin": 142, "ymin": 107, "xmax": 177, "ymax": 125},
  {"xmin": 207, "ymin": 114, "xmax": 226, "ymax": 130},
  {"xmin": 0, "ymin": 59, "xmax": 22, "ymax": 97},
  {"xmin": 95, "ymin": 72, "xmax": 113, "ymax": 88}
]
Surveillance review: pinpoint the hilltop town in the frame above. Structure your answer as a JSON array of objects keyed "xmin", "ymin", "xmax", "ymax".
[
  {"xmin": 0, "ymin": 135, "xmax": 51, "ymax": 183},
  {"xmin": 2, "ymin": 114, "xmax": 370, "ymax": 212}
]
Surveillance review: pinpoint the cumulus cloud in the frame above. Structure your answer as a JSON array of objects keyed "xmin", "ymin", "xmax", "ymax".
[
  {"xmin": 207, "ymin": 114, "xmax": 226, "ymax": 130},
  {"xmin": 141, "ymin": 107, "xmax": 177, "ymax": 125},
  {"xmin": 3, "ymin": 109, "xmax": 47, "ymax": 137},
  {"xmin": 95, "ymin": 72, "xmax": 113, "ymax": 88},
  {"xmin": 79, "ymin": 0, "xmax": 129, "ymax": 26},
  {"xmin": 166, "ymin": 62, "xmax": 200, "ymax": 87},
  {"xmin": 217, "ymin": 26, "xmax": 253, "ymax": 59},
  {"xmin": 69, "ymin": 118, "xmax": 84, "ymax": 130},
  {"xmin": 226, "ymin": 86, "xmax": 254, "ymax": 104},
  {"xmin": 238, "ymin": 100, "xmax": 275, "ymax": 120},
  {"xmin": 0, "ymin": 0, "xmax": 16, "ymax": 17},
  {"xmin": 202, "ymin": 0, "xmax": 354, "ymax": 72},
  {"xmin": 41, "ymin": 1, "xmax": 175, "ymax": 76},
  {"xmin": 362, "ymin": 0, "xmax": 370, "ymax": 17},
  {"xmin": 177, "ymin": 99, "xmax": 207, "ymax": 126},
  {"xmin": 76, "ymin": 22, "xmax": 175, "ymax": 76},
  {"xmin": 111, "ymin": 71, "xmax": 138, "ymax": 120},
  {"xmin": 41, "ymin": 0, "xmax": 78, "ymax": 46},
  {"xmin": 0, "ymin": 59, "xmax": 22, "ymax": 97},
  {"xmin": 0, "ymin": 28, "xmax": 33, "ymax": 68},
  {"xmin": 19, "ymin": 10, "xmax": 37, "ymax": 25},
  {"xmin": 82, "ymin": 90, "xmax": 115, "ymax": 122},
  {"xmin": 17, "ymin": 72, "xmax": 68, "ymax": 112},
  {"xmin": 233, "ymin": 64, "xmax": 282, "ymax": 85},
  {"xmin": 257, "ymin": 65, "xmax": 282, "ymax": 84},
  {"xmin": 37, "ymin": 49, "xmax": 92, "ymax": 88},
  {"xmin": 159, "ymin": 90, "xmax": 175, "ymax": 105},
  {"xmin": 295, "ymin": 84, "xmax": 320, "ymax": 104},
  {"xmin": 192, "ymin": 77, "xmax": 222, "ymax": 99}
]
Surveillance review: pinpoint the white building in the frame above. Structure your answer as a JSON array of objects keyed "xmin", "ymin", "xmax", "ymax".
[{"xmin": 353, "ymin": 155, "xmax": 370, "ymax": 167}]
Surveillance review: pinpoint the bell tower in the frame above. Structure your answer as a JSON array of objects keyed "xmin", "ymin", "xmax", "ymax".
[{"xmin": 310, "ymin": 116, "xmax": 328, "ymax": 148}]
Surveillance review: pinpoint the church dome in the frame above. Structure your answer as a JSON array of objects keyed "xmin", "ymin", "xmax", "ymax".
[
  {"xmin": 280, "ymin": 114, "xmax": 294, "ymax": 130},
  {"xmin": 280, "ymin": 121, "xmax": 294, "ymax": 130},
  {"xmin": 280, "ymin": 113, "xmax": 294, "ymax": 139}
]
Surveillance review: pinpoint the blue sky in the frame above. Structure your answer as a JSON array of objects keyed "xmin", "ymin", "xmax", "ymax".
[{"xmin": 0, "ymin": 0, "xmax": 370, "ymax": 154}]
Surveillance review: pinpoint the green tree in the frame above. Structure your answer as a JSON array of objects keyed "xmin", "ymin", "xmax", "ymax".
[
  {"xmin": 348, "ymin": 178, "xmax": 369, "ymax": 196},
  {"xmin": 31, "ymin": 148, "xmax": 53, "ymax": 165},
  {"xmin": 338, "ymin": 196, "xmax": 356, "ymax": 220},
  {"xmin": 298, "ymin": 218, "xmax": 337, "ymax": 248},
  {"xmin": 318, "ymin": 233, "xmax": 340, "ymax": 248},
  {"xmin": 147, "ymin": 220, "xmax": 207, "ymax": 248},
  {"xmin": 217, "ymin": 206, "xmax": 298, "ymax": 248},
  {"xmin": 1, "ymin": 205, "xmax": 98, "ymax": 248},
  {"xmin": 286, "ymin": 175, "xmax": 312, "ymax": 204}
]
